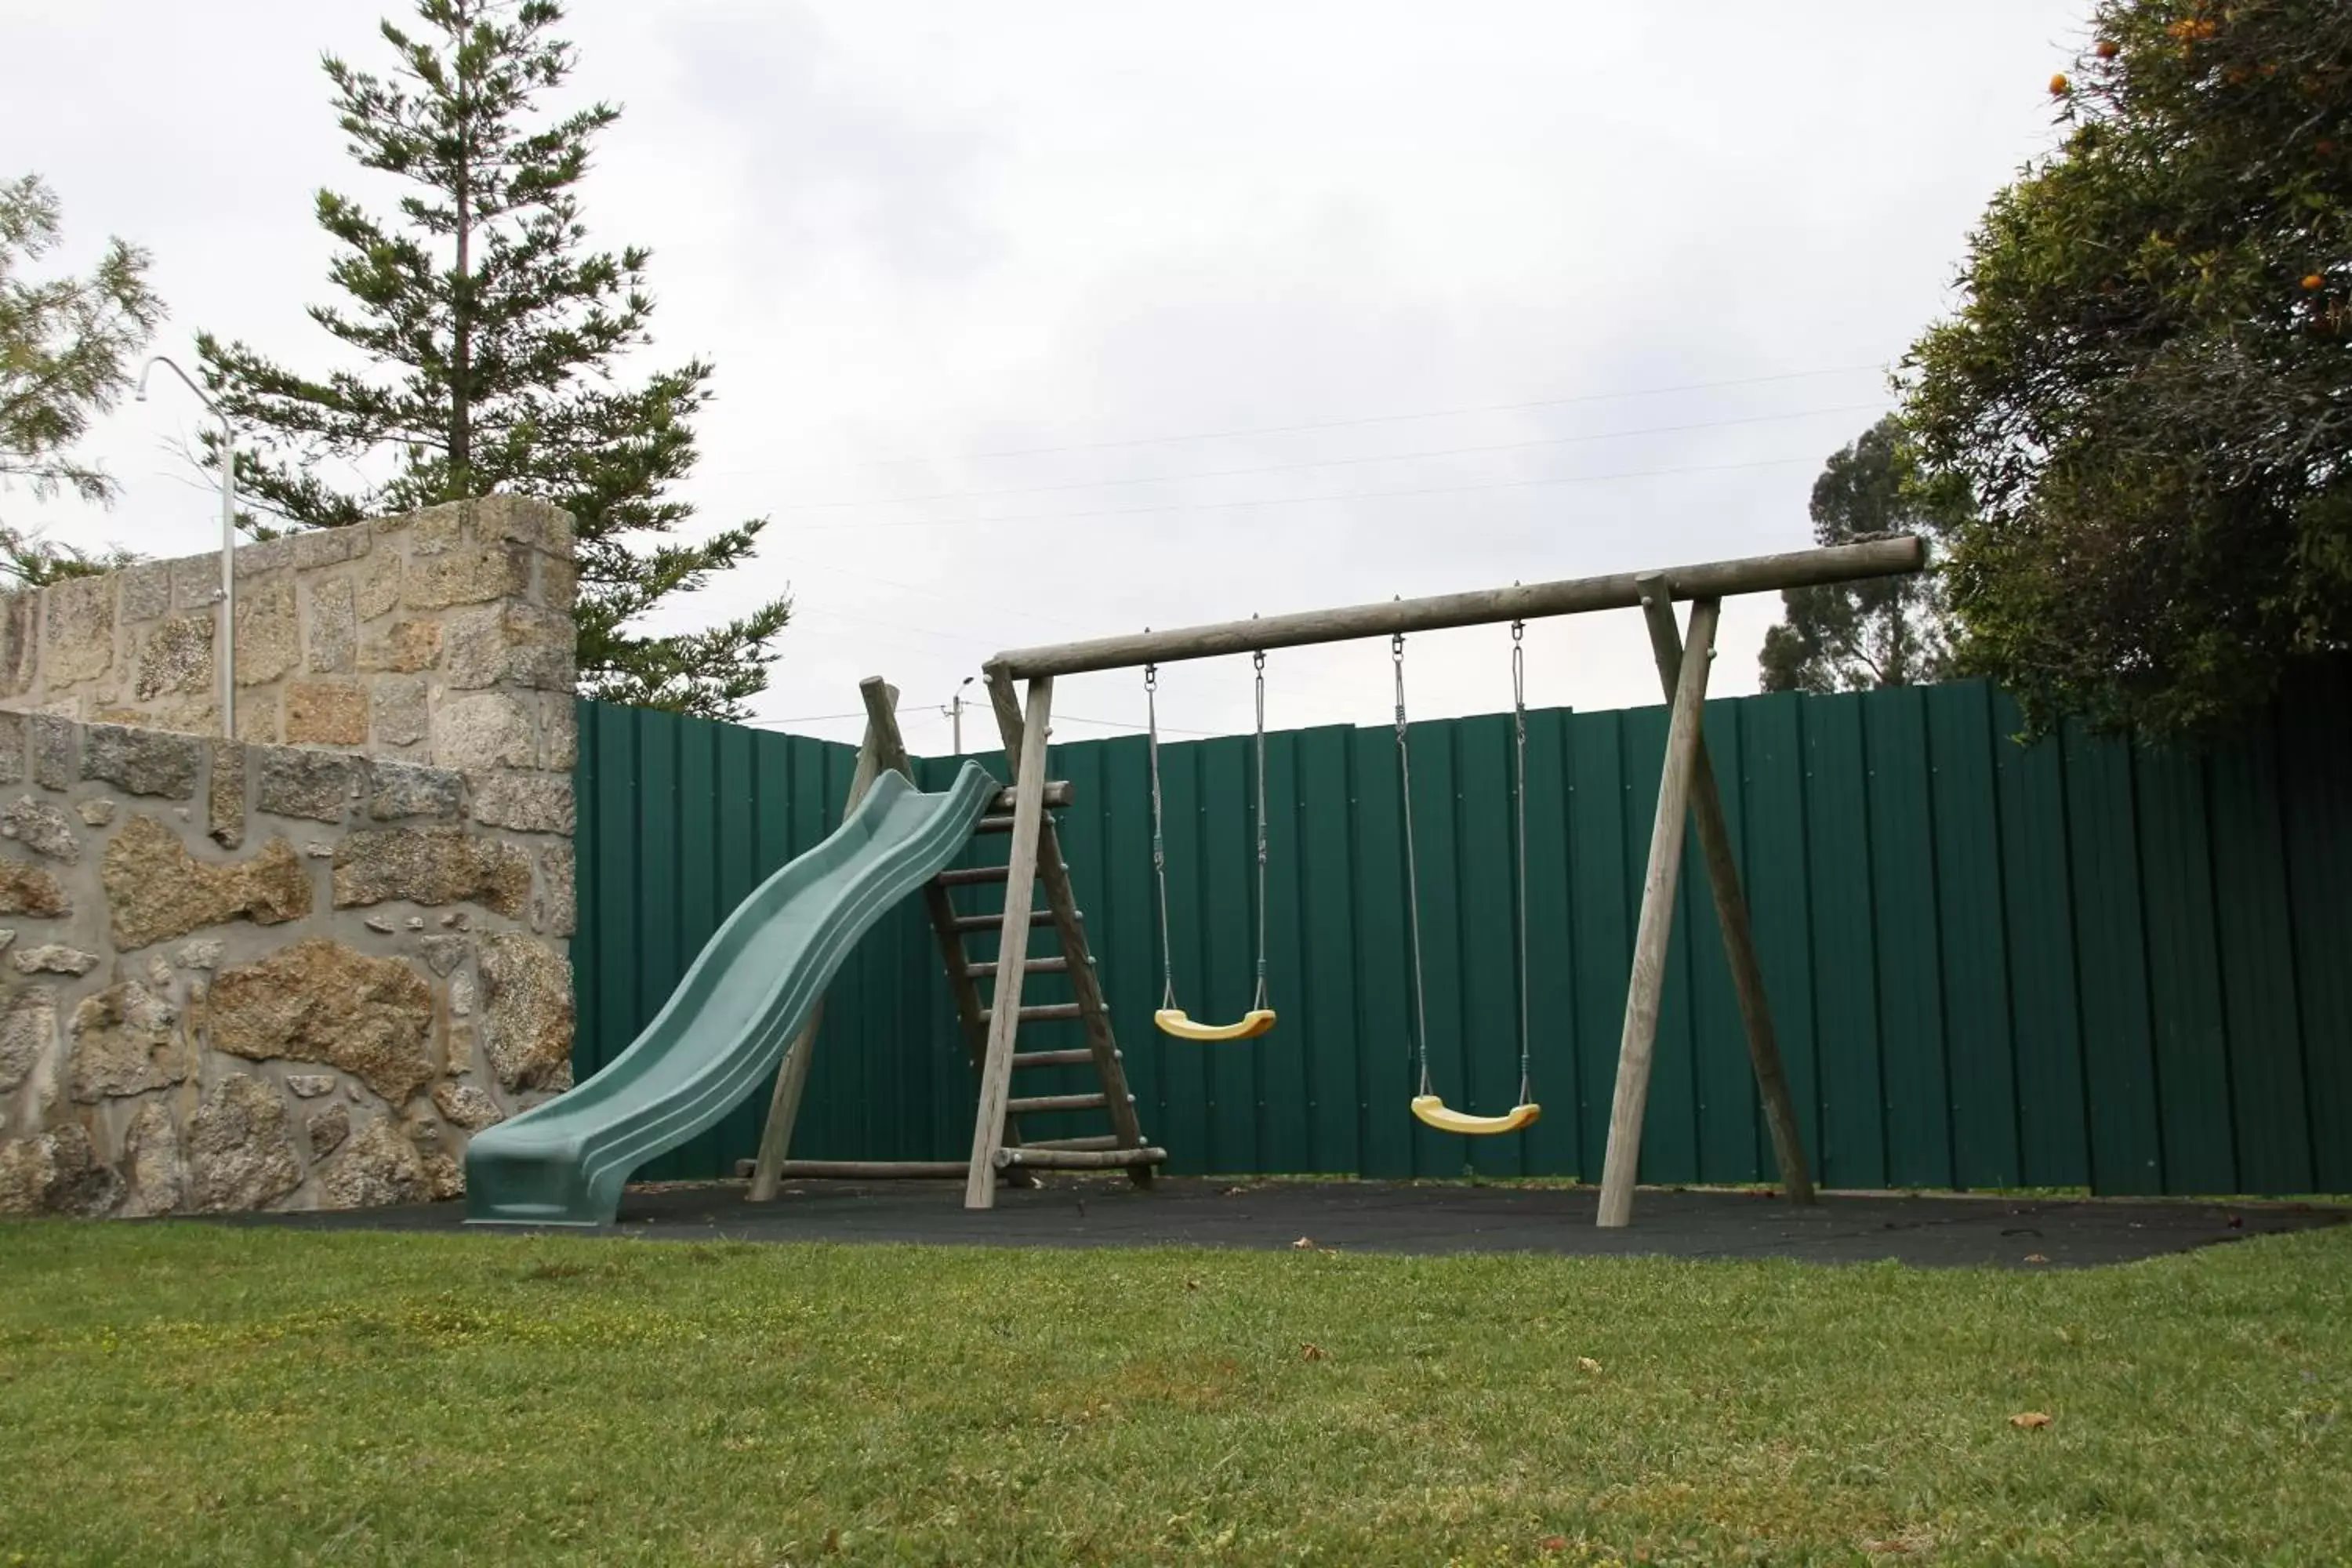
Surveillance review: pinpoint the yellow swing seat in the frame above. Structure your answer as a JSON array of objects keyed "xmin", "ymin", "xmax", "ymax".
[
  {"xmin": 1410, "ymin": 1094, "xmax": 1541, "ymax": 1136},
  {"xmin": 1154, "ymin": 1007, "xmax": 1278, "ymax": 1042}
]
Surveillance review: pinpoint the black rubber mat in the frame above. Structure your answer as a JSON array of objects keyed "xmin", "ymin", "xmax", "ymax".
[{"xmin": 209, "ymin": 1177, "xmax": 2343, "ymax": 1269}]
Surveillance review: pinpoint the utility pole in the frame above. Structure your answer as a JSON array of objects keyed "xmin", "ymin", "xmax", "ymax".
[{"xmin": 944, "ymin": 675, "xmax": 975, "ymax": 753}]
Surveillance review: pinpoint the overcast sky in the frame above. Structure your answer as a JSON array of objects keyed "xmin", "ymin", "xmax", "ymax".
[{"xmin": 6, "ymin": 0, "xmax": 2089, "ymax": 753}]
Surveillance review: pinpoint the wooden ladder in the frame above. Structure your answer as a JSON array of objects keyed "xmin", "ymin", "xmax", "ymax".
[
  {"xmin": 744, "ymin": 675, "xmax": 1163, "ymax": 1205},
  {"xmin": 958, "ymin": 669, "xmax": 1163, "ymax": 1208}
]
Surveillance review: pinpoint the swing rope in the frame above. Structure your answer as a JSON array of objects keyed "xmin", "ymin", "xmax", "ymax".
[
  {"xmin": 1144, "ymin": 655, "xmax": 1278, "ymax": 1042},
  {"xmin": 1396, "ymin": 628, "xmax": 1540, "ymax": 1136}
]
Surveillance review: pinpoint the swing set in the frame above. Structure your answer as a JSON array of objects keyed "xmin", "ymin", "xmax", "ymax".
[
  {"xmin": 742, "ymin": 536, "xmax": 1922, "ymax": 1221},
  {"xmin": 973, "ymin": 535, "xmax": 1925, "ymax": 1222}
]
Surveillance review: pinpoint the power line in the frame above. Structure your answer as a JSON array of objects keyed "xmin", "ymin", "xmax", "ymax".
[
  {"xmin": 749, "ymin": 705, "xmax": 1210, "ymax": 737},
  {"xmin": 704, "ymin": 361, "xmax": 1891, "ymax": 478},
  {"xmin": 790, "ymin": 451, "xmax": 1827, "ymax": 535},
  {"xmin": 766, "ymin": 401, "xmax": 1888, "ymax": 513}
]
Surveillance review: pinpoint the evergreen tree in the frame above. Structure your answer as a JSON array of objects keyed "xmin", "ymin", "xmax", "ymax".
[
  {"xmin": 199, "ymin": 0, "xmax": 789, "ymax": 717},
  {"xmin": 0, "ymin": 174, "xmax": 162, "ymax": 585},
  {"xmin": 1759, "ymin": 416, "xmax": 1961, "ymax": 694}
]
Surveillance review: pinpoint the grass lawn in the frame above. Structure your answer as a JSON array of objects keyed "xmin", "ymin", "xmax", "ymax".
[{"xmin": 1, "ymin": 1218, "xmax": 2347, "ymax": 1566}]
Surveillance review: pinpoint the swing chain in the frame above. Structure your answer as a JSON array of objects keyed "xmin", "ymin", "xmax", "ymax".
[
  {"xmin": 1252, "ymin": 649, "xmax": 1271, "ymax": 1011},
  {"xmin": 1145, "ymin": 662, "xmax": 1175, "ymax": 1010},
  {"xmin": 1510, "ymin": 620, "xmax": 1531, "ymax": 1108},
  {"xmin": 1392, "ymin": 633, "xmax": 1432, "ymax": 1097}
]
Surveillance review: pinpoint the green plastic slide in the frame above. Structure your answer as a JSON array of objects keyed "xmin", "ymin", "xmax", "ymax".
[{"xmin": 465, "ymin": 761, "xmax": 997, "ymax": 1227}]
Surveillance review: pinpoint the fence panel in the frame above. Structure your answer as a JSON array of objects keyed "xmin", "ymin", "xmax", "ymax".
[{"xmin": 572, "ymin": 673, "xmax": 2352, "ymax": 1196}]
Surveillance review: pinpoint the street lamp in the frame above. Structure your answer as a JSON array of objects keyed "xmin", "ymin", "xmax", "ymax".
[
  {"xmin": 134, "ymin": 357, "xmax": 237, "ymax": 738},
  {"xmin": 943, "ymin": 675, "xmax": 976, "ymax": 753}
]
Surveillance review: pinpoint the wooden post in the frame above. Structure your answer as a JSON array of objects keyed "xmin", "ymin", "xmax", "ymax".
[
  {"xmin": 966, "ymin": 674, "xmax": 1054, "ymax": 1208},
  {"xmin": 1635, "ymin": 578, "xmax": 1817, "ymax": 1207},
  {"xmin": 985, "ymin": 671, "xmax": 1153, "ymax": 1181},
  {"xmin": 746, "ymin": 684, "xmax": 899, "ymax": 1200},
  {"xmin": 1595, "ymin": 597, "xmax": 1721, "ymax": 1229}
]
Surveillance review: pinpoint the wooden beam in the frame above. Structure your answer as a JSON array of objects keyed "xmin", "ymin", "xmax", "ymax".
[
  {"xmin": 746, "ymin": 684, "xmax": 897, "ymax": 1200},
  {"xmin": 988, "ymin": 536, "xmax": 1925, "ymax": 679},
  {"xmin": 986, "ymin": 667, "xmax": 1154, "ymax": 1185},
  {"xmin": 1635, "ymin": 577, "xmax": 1817, "ymax": 1208},
  {"xmin": 1596, "ymin": 597, "xmax": 1722, "ymax": 1229},
  {"xmin": 966, "ymin": 674, "xmax": 1055, "ymax": 1207}
]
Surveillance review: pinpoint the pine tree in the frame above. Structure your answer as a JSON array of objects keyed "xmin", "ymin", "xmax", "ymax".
[{"xmin": 198, "ymin": 0, "xmax": 789, "ymax": 717}]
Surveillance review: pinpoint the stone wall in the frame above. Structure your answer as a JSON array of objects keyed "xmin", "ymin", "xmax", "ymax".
[
  {"xmin": 0, "ymin": 500, "xmax": 579, "ymax": 1218},
  {"xmin": 0, "ymin": 495, "xmax": 576, "ymax": 777}
]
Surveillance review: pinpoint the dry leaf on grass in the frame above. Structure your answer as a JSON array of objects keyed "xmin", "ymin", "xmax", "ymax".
[
  {"xmin": 1292, "ymin": 1236, "xmax": 1316, "ymax": 1250},
  {"xmin": 2024, "ymin": 1253, "xmax": 2050, "ymax": 1265},
  {"xmin": 1301, "ymin": 1343, "xmax": 1327, "ymax": 1361},
  {"xmin": 2010, "ymin": 1410, "xmax": 2054, "ymax": 1429},
  {"xmin": 1577, "ymin": 1356, "xmax": 1603, "ymax": 1374},
  {"xmin": 1540, "ymin": 1536, "xmax": 1569, "ymax": 1554}
]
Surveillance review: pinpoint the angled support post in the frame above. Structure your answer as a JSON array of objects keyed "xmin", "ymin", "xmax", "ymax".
[
  {"xmin": 967, "ymin": 673, "xmax": 1055, "ymax": 1207},
  {"xmin": 746, "ymin": 681, "xmax": 901, "ymax": 1201},
  {"xmin": 1635, "ymin": 577, "xmax": 1815, "ymax": 1207},
  {"xmin": 1597, "ymin": 593, "xmax": 1721, "ymax": 1228}
]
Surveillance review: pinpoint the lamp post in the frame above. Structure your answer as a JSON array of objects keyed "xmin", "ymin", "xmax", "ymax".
[
  {"xmin": 134, "ymin": 357, "xmax": 237, "ymax": 739},
  {"xmin": 943, "ymin": 675, "xmax": 975, "ymax": 753}
]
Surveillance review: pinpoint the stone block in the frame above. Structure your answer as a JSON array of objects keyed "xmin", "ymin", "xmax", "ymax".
[
  {"xmin": 0, "ymin": 1123, "xmax": 120, "ymax": 1217},
  {"xmin": 412, "ymin": 505, "xmax": 465, "ymax": 557},
  {"xmin": 185, "ymin": 1073, "xmax": 301, "ymax": 1212},
  {"xmin": 318, "ymin": 1116, "xmax": 428, "ymax": 1208},
  {"xmin": 354, "ymin": 550, "xmax": 401, "ymax": 622},
  {"xmin": 372, "ymin": 676, "xmax": 430, "ymax": 749},
  {"xmin": 15, "ymin": 944, "xmax": 98, "ymax": 976},
  {"xmin": 171, "ymin": 554, "xmax": 223, "ymax": 614},
  {"xmin": 401, "ymin": 545, "xmax": 531, "ymax": 611},
  {"xmin": 538, "ymin": 555, "xmax": 578, "ymax": 613},
  {"xmin": 307, "ymin": 576, "xmax": 356, "ymax": 673},
  {"xmin": 539, "ymin": 841, "xmax": 575, "ymax": 937},
  {"xmin": 0, "ymin": 797, "xmax": 80, "ymax": 862},
  {"xmin": 308, "ymin": 1102, "xmax": 351, "ymax": 1159},
  {"xmin": 470, "ymin": 771, "xmax": 574, "ymax": 835},
  {"xmin": 209, "ymin": 741, "xmax": 245, "ymax": 848},
  {"xmin": 292, "ymin": 527, "xmax": 369, "ymax": 570},
  {"xmin": 366, "ymin": 759, "xmax": 464, "ymax": 822},
  {"xmin": 417, "ymin": 934, "xmax": 470, "ymax": 975},
  {"xmin": 103, "ymin": 815, "xmax": 311, "ymax": 949},
  {"xmin": 432, "ymin": 1080, "xmax": 503, "ymax": 1131},
  {"xmin": 118, "ymin": 1102, "xmax": 183, "ymax": 1218},
  {"xmin": 0, "ymin": 858, "xmax": 68, "ymax": 918},
  {"xmin": 234, "ymin": 688, "xmax": 279, "ymax": 742},
  {"xmin": 231, "ymin": 538, "xmax": 295, "ymax": 579},
  {"xmin": 0, "ymin": 984, "xmax": 54, "ymax": 1095},
  {"xmin": 470, "ymin": 496, "xmax": 572, "ymax": 554},
  {"xmin": 480, "ymin": 932, "xmax": 573, "ymax": 1091},
  {"xmin": 0, "ymin": 593, "xmax": 34, "ymax": 699},
  {"xmin": 0, "ymin": 711, "xmax": 23, "ymax": 785},
  {"xmin": 43, "ymin": 573, "xmax": 117, "ymax": 684},
  {"xmin": 67, "ymin": 980, "xmax": 182, "ymax": 1101},
  {"xmin": 122, "ymin": 560, "xmax": 173, "ymax": 622},
  {"xmin": 134, "ymin": 613, "xmax": 215, "ymax": 699},
  {"xmin": 542, "ymin": 698, "xmax": 577, "ymax": 771},
  {"xmin": 332, "ymin": 826, "xmax": 531, "ymax": 916},
  {"xmin": 233, "ymin": 574, "xmax": 299, "ymax": 685},
  {"xmin": 209, "ymin": 938, "xmax": 437, "ymax": 1103},
  {"xmin": 285, "ymin": 683, "xmax": 368, "ymax": 746},
  {"xmin": 358, "ymin": 619, "xmax": 441, "ymax": 673},
  {"xmin": 445, "ymin": 601, "xmax": 574, "ymax": 691},
  {"xmin": 79, "ymin": 799, "xmax": 116, "ymax": 826},
  {"xmin": 431, "ymin": 692, "xmax": 535, "ymax": 771},
  {"xmin": 254, "ymin": 745, "xmax": 356, "ymax": 822},
  {"xmin": 35, "ymin": 720, "xmax": 94, "ymax": 798},
  {"xmin": 81, "ymin": 724, "xmax": 201, "ymax": 798}
]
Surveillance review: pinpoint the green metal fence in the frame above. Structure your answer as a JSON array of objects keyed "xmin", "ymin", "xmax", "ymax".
[{"xmin": 572, "ymin": 669, "xmax": 2352, "ymax": 1195}]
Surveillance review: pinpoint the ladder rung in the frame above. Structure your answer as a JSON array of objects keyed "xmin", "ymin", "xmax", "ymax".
[
  {"xmin": 935, "ymin": 865, "xmax": 1011, "ymax": 887},
  {"xmin": 1012, "ymin": 1047, "xmax": 1100, "ymax": 1069},
  {"xmin": 967, "ymin": 956, "xmax": 1068, "ymax": 979},
  {"xmin": 1006, "ymin": 1091, "xmax": 1122, "ymax": 1115},
  {"xmin": 974, "ymin": 815, "xmax": 1017, "ymax": 834},
  {"xmin": 995, "ymin": 1145, "xmax": 1167, "ymax": 1171},
  {"xmin": 949, "ymin": 909, "xmax": 1058, "ymax": 935},
  {"xmin": 985, "ymin": 782, "xmax": 1073, "ymax": 813},
  {"xmin": 982, "ymin": 1002, "xmax": 1083, "ymax": 1024},
  {"xmin": 1023, "ymin": 1134, "xmax": 1120, "ymax": 1152}
]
